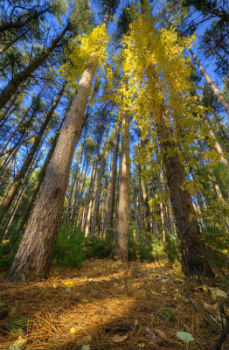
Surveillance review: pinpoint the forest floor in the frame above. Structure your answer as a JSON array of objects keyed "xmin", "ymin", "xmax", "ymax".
[{"xmin": 0, "ymin": 259, "xmax": 228, "ymax": 350}]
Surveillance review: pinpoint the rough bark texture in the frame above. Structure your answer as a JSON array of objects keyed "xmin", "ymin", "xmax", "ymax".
[
  {"xmin": 6, "ymin": 58, "xmax": 97, "ymax": 281},
  {"xmin": 17, "ymin": 118, "xmax": 65, "ymax": 233},
  {"xmin": 103, "ymin": 129, "xmax": 119, "ymax": 240},
  {"xmin": 189, "ymin": 49, "xmax": 229, "ymax": 115},
  {"xmin": 83, "ymin": 116, "xmax": 105, "ymax": 236},
  {"xmin": 158, "ymin": 110, "xmax": 214, "ymax": 277},
  {"xmin": 90, "ymin": 116, "xmax": 111, "ymax": 235},
  {"xmin": 90, "ymin": 151, "xmax": 107, "ymax": 235},
  {"xmin": 203, "ymin": 114, "xmax": 228, "ymax": 166},
  {"xmin": 117, "ymin": 115, "xmax": 130, "ymax": 262},
  {"xmin": 139, "ymin": 166, "xmax": 151, "ymax": 233}
]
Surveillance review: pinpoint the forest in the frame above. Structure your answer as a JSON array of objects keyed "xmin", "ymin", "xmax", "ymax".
[{"xmin": 0, "ymin": 0, "xmax": 228, "ymax": 349}]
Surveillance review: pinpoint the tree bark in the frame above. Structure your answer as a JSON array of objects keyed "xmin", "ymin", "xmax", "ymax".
[
  {"xmin": 189, "ymin": 48, "xmax": 229, "ymax": 115},
  {"xmin": 203, "ymin": 114, "xmax": 228, "ymax": 166},
  {"xmin": 117, "ymin": 115, "xmax": 130, "ymax": 262},
  {"xmin": 83, "ymin": 114, "xmax": 105, "ymax": 236},
  {"xmin": 157, "ymin": 108, "xmax": 214, "ymax": 277},
  {"xmin": 90, "ymin": 117, "xmax": 111, "ymax": 235},
  {"xmin": 103, "ymin": 129, "xmax": 119, "ymax": 240},
  {"xmin": 5, "ymin": 0, "xmax": 115, "ymax": 281},
  {"xmin": 17, "ymin": 117, "xmax": 65, "ymax": 233},
  {"xmin": 5, "ymin": 57, "xmax": 97, "ymax": 281},
  {"xmin": 139, "ymin": 166, "xmax": 152, "ymax": 232}
]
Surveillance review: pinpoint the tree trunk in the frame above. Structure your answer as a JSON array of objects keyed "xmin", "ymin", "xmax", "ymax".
[
  {"xmin": 5, "ymin": 0, "xmax": 116, "ymax": 281},
  {"xmin": 90, "ymin": 116, "xmax": 111, "ymax": 235},
  {"xmin": 139, "ymin": 166, "xmax": 152, "ymax": 232},
  {"xmin": 157, "ymin": 108, "xmax": 214, "ymax": 277},
  {"xmin": 0, "ymin": 25, "xmax": 68, "ymax": 112},
  {"xmin": 117, "ymin": 115, "xmax": 130, "ymax": 262},
  {"xmin": 83, "ymin": 116, "xmax": 105, "ymax": 236},
  {"xmin": 103, "ymin": 129, "xmax": 119, "ymax": 240},
  {"xmin": 5, "ymin": 57, "xmax": 97, "ymax": 281},
  {"xmin": 203, "ymin": 114, "xmax": 228, "ymax": 166},
  {"xmin": 71, "ymin": 161, "xmax": 88, "ymax": 223},
  {"xmin": 0, "ymin": 85, "xmax": 65, "ymax": 214},
  {"xmin": 17, "ymin": 117, "xmax": 65, "ymax": 233},
  {"xmin": 189, "ymin": 48, "xmax": 229, "ymax": 115}
]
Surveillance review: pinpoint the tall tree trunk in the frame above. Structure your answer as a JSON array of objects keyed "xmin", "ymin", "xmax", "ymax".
[
  {"xmin": 83, "ymin": 116, "xmax": 105, "ymax": 236},
  {"xmin": 5, "ymin": 57, "xmax": 98, "ymax": 281},
  {"xmin": 90, "ymin": 117, "xmax": 111, "ymax": 235},
  {"xmin": 157, "ymin": 108, "xmax": 214, "ymax": 277},
  {"xmin": 213, "ymin": 112, "xmax": 229, "ymax": 143},
  {"xmin": 189, "ymin": 48, "xmax": 229, "ymax": 115},
  {"xmin": 117, "ymin": 115, "xmax": 130, "ymax": 262},
  {"xmin": 139, "ymin": 165, "xmax": 151, "ymax": 232},
  {"xmin": 71, "ymin": 160, "xmax": 87, "ymax": 223},
  {"xmin": 103, "ymin": 129, "xmax": 119, "ymax": 240},
  {"xmin": 203, "ymin": 114, "xmax": 228, "ymax": 166},
  {"xmin": 0, "ymin": 85, "xmax": 65, "ymax": 214},
  {"xmin": 0, "ymin": 25, "xmax": 68, "ymax": 112},
  {"xmin": 17, "ymin": 117, "xmax": 65, "ymax": 233},
  {"xmin": 5, "ymin": 1, "xmax": 115, "ymax": 281}
]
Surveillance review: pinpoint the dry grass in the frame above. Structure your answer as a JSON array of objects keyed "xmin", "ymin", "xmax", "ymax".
[{"xmin": 0, "ymin": 259, "xmax": 227, "ymax": 349}]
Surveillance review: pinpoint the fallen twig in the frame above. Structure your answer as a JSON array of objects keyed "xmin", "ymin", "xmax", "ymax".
[{"xmin": 187, "ymin": 297, "xmax": 221, "ymax": 332}]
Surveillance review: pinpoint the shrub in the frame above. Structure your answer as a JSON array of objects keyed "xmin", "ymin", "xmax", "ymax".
[
  {"xmin": 53, "ymin": 223, "xmax": 85, "ymax": 268},
  {"xmin": 0, "ymin": 222, "xmax": 21, "ymax": 269},
  {"xmin": 84, "ymin": 236, "xmax": 114, "ymax": 258},
  {"xmin": 164, "ymin": 235, "xmax": 178, "ymax": 264},
  {"xmin": 128, "ymin": 235, "xmax": 154, "ymax": 261}
]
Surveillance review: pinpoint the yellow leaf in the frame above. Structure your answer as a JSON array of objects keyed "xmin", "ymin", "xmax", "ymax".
[
  {"xmin": 64, "ymin": 281, "xmax": 75, "ymax": 288},
  {"xmin": 111, "ymin": 334, "xmax": 128, "ymax": 342}
]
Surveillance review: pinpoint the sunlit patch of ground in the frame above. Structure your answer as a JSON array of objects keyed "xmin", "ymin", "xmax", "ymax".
[{"xmin": 0, "ymin": 259, "xmax": 227, "ymax": 349}]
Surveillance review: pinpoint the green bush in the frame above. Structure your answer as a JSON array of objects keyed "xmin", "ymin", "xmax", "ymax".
[
  {"xmin": 0, "ymin": 222, "xmax": 21, "ymax": 269},
  {"xmin": 84, "ymin": 236, "xmax": 114, "ymax": 258},
  {"xmin": 53, "ymin": 223, "xmax": 85, "ymax": 268},
  {"xmin": 128, "ymin": 236, "xmax": 154, "ymax": 261},
  {"xmin": 164, "ymin": 235, "xmax": 178, "ymax": 264}
]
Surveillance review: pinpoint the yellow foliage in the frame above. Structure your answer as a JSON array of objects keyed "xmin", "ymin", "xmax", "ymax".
[
  {"xmin": 58, "ymin": 25, "xmax": 108, "ymax": 86},
  {"xmin": 114, "ymin": 1, "xmax": 222, "ymax": 188}
]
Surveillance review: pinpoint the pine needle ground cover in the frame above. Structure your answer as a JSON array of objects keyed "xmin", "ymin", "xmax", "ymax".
[{"xmin": 0, "ymin": 259, "xmax": 228, "ymax": 350}]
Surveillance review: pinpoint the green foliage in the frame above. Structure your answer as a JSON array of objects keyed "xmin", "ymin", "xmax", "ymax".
[
  {"xmin": 128, "ymin": 234, "xmax": 154, "ymax": 262},
  {"xmin": 164, "ymin": 235, "xmax": 179, "ymax": 264},
  {"xmin": 152, "ymin": 238, "xmax": 166, "ymax": 260},
  {"xmin": 202, "ymin": 225, "xmax": 229, "ymax": 268},
  {"xmin": 53, "ymin": 223, "xmax": 85, "ymax": 268},
  {"xmin": 0, "ymin": 222, "xmax": 21, "ymax": 269},
  {"xmin": 6, "ymin": 315, "xmax": 29, "ymax": 334},
  {"xmin": 159, "ymin": 307, "xmax": 175, "ymax": 320},
  {"xmin": 54, "ymin": 224, "xmax": 114, "ymax": 266},
  {"xmin": 83, "ymin": 236, "xmax": 114, "ymax": 258}
]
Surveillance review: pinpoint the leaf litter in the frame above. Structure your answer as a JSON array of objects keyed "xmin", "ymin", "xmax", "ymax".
[{"xmin": 0, "ymin": 259, "xmax": 228, "ymax": 349}]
